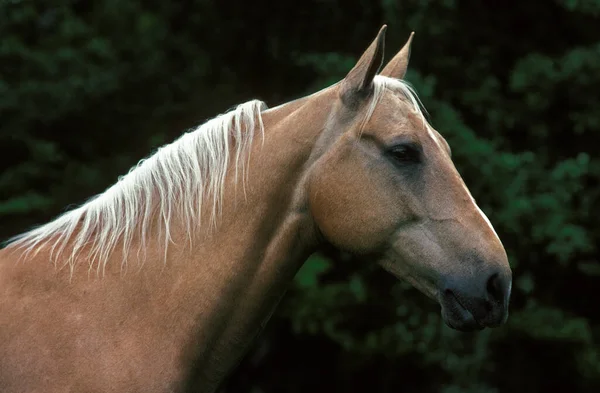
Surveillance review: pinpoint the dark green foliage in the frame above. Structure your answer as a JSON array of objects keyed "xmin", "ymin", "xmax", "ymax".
[{"xmin": 1, "ymin": 0, "xmax": 599, "ymax": 392}]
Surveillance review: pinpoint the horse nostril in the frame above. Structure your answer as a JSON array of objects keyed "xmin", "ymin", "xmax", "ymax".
[{"xmin": 486, "ymin": 272, "xmax": 503, "ymax": 303}]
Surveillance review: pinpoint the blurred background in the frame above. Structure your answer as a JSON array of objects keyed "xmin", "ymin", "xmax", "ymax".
[{"xmin": 1, "ymin": 0, "xmax": 599, "ymax": 392}]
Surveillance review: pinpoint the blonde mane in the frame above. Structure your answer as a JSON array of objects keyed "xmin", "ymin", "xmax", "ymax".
[
  {"xmin": 7, "ymin": 100, "xmax": 267, "ymax": 274},
  {"xmin": 6, "ymin": 76, "xmax": 428, "ymax": 276}
]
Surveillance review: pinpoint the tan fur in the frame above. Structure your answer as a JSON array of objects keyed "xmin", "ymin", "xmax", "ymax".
[{"xmin": 0, "ymin": 26, "xmax": 511, "ymax": 393}]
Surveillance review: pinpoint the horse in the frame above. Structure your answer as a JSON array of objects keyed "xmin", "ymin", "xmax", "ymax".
[{"xmin": 0, "ymin": 25, "xmax": 512, "ymax": 393}]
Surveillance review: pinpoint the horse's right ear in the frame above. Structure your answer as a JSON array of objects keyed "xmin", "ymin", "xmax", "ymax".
[
  {"xmin": 380, "ymin": 32, "xmax": 414, "ymax": 80},
  {"xmin": 340, "ymin": 25, "xmax": 387, "ymax": 106}
]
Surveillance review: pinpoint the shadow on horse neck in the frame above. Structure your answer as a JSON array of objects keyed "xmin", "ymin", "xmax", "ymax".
[{"xmin": 0, "ymin": 25, "xmax": 512, "ymax": 393}]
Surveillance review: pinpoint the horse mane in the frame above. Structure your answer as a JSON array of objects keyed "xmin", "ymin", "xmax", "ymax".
[
  {"xmin": 7, "ymin": 100, "xmax": 267, "ymax": 274},
  {"xmin": 6, "ymin": 76, "xmax": 428, "ymax": 275}
]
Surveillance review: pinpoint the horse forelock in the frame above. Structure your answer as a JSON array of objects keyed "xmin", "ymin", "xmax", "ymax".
[
  {"xmin": 6, "ymin": 100, "xmax": 268, "ymax": 274},
  {"xmin": 365, "ymin": 75, "xmax": 430, "ymax": 131}
]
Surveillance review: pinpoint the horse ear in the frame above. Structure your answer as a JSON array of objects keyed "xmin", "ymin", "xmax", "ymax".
[
  {"xmin": 380, "ymin": 32, "xmax": 414, "ymax": 80},
  {"xmin": 340, "ymin": 25, "xmax": 387, "ymax": 103}
]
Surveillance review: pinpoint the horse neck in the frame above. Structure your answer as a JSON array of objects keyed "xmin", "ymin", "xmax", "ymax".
[{"xmin": 162, "ymin": 87, "xmax": 338, "ymax": 389}]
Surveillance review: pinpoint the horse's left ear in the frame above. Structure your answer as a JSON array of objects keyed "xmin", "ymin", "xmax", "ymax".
[
  {"xmin": 380, "ymin": 32, "xmax": 414, "ymax": 80},
  {"xmin": 340, "ymin": 25, "xmax": 387, "ymax": 103}
]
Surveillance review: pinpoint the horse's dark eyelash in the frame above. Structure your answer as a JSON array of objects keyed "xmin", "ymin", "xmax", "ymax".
[{"xmin": 387, "ymin": 144, "xmax": 421, "ymax": 164}]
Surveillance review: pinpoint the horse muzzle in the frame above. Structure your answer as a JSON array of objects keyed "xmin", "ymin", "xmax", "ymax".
[{"xmin": 439, "ymin": 268, "xmax": 512, "ymax": 332}]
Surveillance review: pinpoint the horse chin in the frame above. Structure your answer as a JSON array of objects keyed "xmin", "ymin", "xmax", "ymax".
[
  {"xmin": 409, "ymin": 277, "xmax": 484, "ymax": 332},
  {"xmin": 443, "ymin": 316, "xmax": 485, "ymax": 332},
  {"xmin": 439, "ymin": 293, "xmax": 486, "ymax": 332}
]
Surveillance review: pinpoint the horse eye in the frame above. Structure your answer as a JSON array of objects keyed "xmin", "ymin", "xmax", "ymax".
[{"xmin": 388, "ymin": 144, "xmax": 421, "ymax": 164}]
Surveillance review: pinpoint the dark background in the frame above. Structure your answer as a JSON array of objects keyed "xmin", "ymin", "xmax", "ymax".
[{"xmin": 1, "ymin": 1, "xmax": 599, "ymax": 392}]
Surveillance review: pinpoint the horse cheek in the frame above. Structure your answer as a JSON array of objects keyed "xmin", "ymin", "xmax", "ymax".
[{"xmin": 308, "ymin": 154, "xmax": 397, "ymax": 254}]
